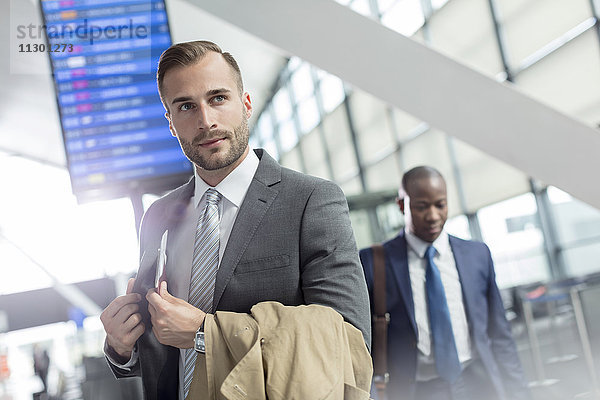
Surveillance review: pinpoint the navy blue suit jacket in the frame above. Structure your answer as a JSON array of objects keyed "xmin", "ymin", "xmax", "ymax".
[{"xmin": 360, "ymin": 230, "xmax": 529, "ymax": 400}]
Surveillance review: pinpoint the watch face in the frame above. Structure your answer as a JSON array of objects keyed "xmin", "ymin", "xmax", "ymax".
[{"xmin": 195, "ymin": 332, "xmax": 206, "ymax": 353}]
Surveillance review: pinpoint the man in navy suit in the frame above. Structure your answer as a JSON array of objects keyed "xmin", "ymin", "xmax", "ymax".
[{"xmin": 360, "ymin": 166, "xmax": 530, "ymax": 400}]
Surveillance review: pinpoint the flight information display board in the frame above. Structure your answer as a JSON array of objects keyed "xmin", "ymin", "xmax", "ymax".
[{"xmin": 40, "ymin": 0, "xmax": 192, "ymax": 202}]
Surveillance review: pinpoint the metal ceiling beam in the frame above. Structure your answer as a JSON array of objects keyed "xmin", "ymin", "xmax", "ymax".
[{"xmin": 189, "ymin": 0, "xmax": 600, "ymax": 208}]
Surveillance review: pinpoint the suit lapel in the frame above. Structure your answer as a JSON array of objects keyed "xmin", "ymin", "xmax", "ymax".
[
  {"xmin": 212, "ymin": 150, "xmax": 280, "ymax": 311},
  {"xmin": 163, "ymin": 177, "xmax": 196, "ymax": 231},
  {"xmin": 387, "ymin": 231, "xmax": 418, "ymax": 335},
  {"xmin": 449, "ymin": 236, "xmax": 476, "ymax": 328},
  {"xmin": 134, "ymin": 178, "xmax": 195, "ymax": 296}
]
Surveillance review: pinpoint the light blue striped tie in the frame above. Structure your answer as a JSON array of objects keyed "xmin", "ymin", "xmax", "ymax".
[{"xmin": 183, "ymin": 188, "xmax": 221, "ymax": 398}]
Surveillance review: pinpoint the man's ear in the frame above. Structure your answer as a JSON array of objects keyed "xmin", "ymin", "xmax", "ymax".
[
  {"xmin": 397, "ymin": 197, "xmax": 405, "ymax": 215},
  {"xmin": 243, "ymin": 92, "xmax": 253, "ymax": 119},
  {"xmin": 165, "ymin": 112, "xmax": 176, "ymax": 137}
]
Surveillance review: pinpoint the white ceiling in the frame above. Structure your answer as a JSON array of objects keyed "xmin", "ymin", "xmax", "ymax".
[{"xmin": 0, "ymin": 0, "xmax": 287, "ymax": 167}]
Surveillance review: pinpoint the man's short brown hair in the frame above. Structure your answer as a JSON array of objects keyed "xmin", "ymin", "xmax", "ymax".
[{"xmin": 157, "ymin": 40, "xmax": 244, "ymax": 107}]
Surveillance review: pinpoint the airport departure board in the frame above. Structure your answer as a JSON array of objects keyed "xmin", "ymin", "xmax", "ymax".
[{"xmin": 40, "ymin": 0, "xmax": 192, "ymax": 202}]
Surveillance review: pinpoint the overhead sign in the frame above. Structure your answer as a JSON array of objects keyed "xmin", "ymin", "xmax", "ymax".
[{"xmin": 40, "ymin": 0, "xmax": 192, "ymax": 202}]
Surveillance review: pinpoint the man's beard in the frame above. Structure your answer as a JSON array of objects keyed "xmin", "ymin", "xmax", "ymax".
[{"xmin": 179, "ymin": 116, "xmax": 249, "ymax": 171}]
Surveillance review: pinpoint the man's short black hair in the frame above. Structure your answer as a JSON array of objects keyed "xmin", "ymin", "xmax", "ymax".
[{"xmin": 400, "ymin": 166, "xmax": 444, "ymax": 198}]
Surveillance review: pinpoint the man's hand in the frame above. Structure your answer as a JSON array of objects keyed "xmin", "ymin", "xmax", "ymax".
[
  {"xmin": 100, "ymin": 278, "xmax": 145, "ymax": 361},
  {"xmin": 146, "ymin": 281, "xmax": 205, "ymax": 349}
]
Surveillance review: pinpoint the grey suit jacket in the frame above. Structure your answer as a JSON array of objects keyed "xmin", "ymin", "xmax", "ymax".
[{"xmin": 110, "ymin": 149, "xmax": 371, "ymax": 399}]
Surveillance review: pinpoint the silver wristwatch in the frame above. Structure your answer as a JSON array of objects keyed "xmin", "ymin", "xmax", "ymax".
[{"xmin": 194, "ymin": 328, "xmax": 205, "ymax": 353}]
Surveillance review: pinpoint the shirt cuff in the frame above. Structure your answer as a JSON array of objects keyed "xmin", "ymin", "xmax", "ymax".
[{"xmin": 104, "ymin": 340, "xmax": 139, "ymax": 370}]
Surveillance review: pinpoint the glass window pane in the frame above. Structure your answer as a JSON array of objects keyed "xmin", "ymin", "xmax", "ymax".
[
  {"xmin": 278, "ymin": 120, "xmax": 299, "ymax": 153},
  {"xmin": 279, "ymin": 146, "xmax": 303, "ymax": 172},
  {"xmin": 257, "ymin": 111, "xmax": 274, "ymax": 143},
  {"xmin": 446, "ymin": 214, "xmax": 471, "ymax": 240},
  {"xmin": 497, "ymin": 0, "xmax": 592, "ymax": 67},
  {"xmin": 1, "ymin": 240, "xmax": 53, "ymax": 294},
  {"xmin": 320, "ymin": 72, "xmax": 346, "ymax": 113},
  {"xmin": 548, "ymin": 186, "xmax": 600, "ymax": 245},
  {"xmin": 381, "ymin": 0, "xmax": 424, "ymax": 36},
  {"xmin": 304, "ymin": 162, "xmax": 330, "ymax": 181},
  {"xmin": 301, "ymin": 129, "xmax": 328, "ymax": 178},
  {"xmin": 451, "ymin": 138, "xmax": 530, "ymax": 212},
  {"xmin": 546, "ymin": 186, "xmax": 572, "ymax": 204},
  {"xmin": 563, "ymin": 243, "xmax": 600, "ymax": 277},
  {"xmin": 364, "ymin": 153, "xmax": 400, "ymax": 192},
  {"xmin": 249, "ymin": 135, "xmax": 261, "ymax": 150},
  {"xmin": 378, "ymin": 0, "xmax": 399, "ymax": 15},
  {"xmin": 514, "ymin": 30, "xmax": 600, "ymax": 125},
  {"xmin": 477, "ymin": 193, "xmax": 551, "ymax": 288},
  {"xmin": 262, "ymin": 139, "xmax": 280, "ymax": 161},
  {"xmin": 350, "ymin": 0, "xmax": 372, "ymax": 17},
  {"xmin": 291, "ymin": 63, "xmax": 315, "ymax": 102},
  {"xmin": 391, "ymin": 108, "xmax": 422, "ymax": 141},
  {"xmin": 339, "ymin": 176, "xmax": 364, "ymax": 197},
  {"xmin": 272, "ymin": 87, "xmax": 293, "ymax": 123},
  {"xmin": 350, "ymin": 90, "xmax": 396, "ymax": 165},
  {"xmin": 351, "ymin": 209, "xmax": 375, "ymax": 249},
  {"xmin": 322, "ymin": 106, "xmax": 358, "ymax": 181},
  {"xmin": 287, "ymin": 56, "xmax": 303, "ymax": 72},
  {"xmin": 427, "ymin": 0, "xmax": 503, "ymax": 75},
  {"xmin": 431, "ymin": 0, "xmax": 449, "ymax": 10},
  {"xmin": 297, "ymin": 97, "xmax": 320, "ymax": 134},
  {"xmin": 0, "ymin": 157, "xmax": 138, "ymax": 294},
  {"xmin": 376, "ymin": 201, "xmax": 405, "ymax": 240}
]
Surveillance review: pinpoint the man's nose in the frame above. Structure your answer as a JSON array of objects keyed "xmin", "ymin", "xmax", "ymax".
[
  {"xmin": 425, "ymin": 207, "xmax": 440, "ymax": 221},
  {"xmin": 197, "ymin": 105, "xmax": 217, "ymax": 130}
]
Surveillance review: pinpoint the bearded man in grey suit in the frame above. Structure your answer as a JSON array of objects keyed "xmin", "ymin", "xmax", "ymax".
[{"xmin": 100, "ymin": 40, "xmax": 371, "ymax": 400}]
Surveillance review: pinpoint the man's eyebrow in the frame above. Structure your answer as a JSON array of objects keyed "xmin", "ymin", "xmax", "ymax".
[
  {"xmin": 170, "ymin": 88, "xmax": 232, "ymax": 105},
  {"xmin": 171, "ymin": 96, "xmax": 192, "ymax": 105},
  {"xmin": 207, "ymin": 88, "xmax": 231, "ymax": 96}
]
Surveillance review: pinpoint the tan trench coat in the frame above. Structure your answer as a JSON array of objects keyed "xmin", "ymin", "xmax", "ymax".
[{"xmin": 188, "ymin": 301, "xmax": 373, "ymax": 400}]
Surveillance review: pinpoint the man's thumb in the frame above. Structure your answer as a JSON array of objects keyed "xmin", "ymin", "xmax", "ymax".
[
  {"xmin": 126, "ymin": 277, "xmax": 136, "ymax": 294},
  {"xmin": 159, "ymin": 280, "xmax": 169, "ymax": 298}
]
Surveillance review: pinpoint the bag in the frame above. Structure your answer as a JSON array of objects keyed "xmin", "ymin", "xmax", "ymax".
[{"xmin": 371, "ymin": 245, "xmax": 390, "ymax": 400}]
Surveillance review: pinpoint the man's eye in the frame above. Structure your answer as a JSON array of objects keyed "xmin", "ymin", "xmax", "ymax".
[
  {"xmin": 179, "ymin": 103, "xmax": 194, "ymax": 111},
  {"xmin": 213, "ymin": 95, "xmax": 226, "ymax": 103}
]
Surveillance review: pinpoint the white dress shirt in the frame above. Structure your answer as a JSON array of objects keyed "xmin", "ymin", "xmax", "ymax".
[
  {"xmin": 106, "ymin": 149, "xmax": 259, "ymax": 400},
  {"xmin": 171, "ymin": 149, "xmax": 258, "ymax": 400},
  {"xmin": 404, "ymin": 228, "xmax": 472, "ymax": 381}
]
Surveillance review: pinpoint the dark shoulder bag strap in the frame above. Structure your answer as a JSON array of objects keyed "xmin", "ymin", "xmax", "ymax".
[{"xmin": 371, "ymin": 244, "xmax": 390, "ymax": 399}]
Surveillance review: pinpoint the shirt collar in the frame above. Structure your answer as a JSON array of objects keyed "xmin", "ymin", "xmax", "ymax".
[
  {"xmin": 405, "ymin": 228, "xmax": 450, "ymax": 259},
  {"xmin": 193, "ymin": 148, "xmax": 260, "ymax": 208}
]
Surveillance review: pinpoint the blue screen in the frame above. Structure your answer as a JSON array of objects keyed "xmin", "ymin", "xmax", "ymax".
[{"xmin": 41, "ymin": 0, "xmax": 192, "ymax": 202}]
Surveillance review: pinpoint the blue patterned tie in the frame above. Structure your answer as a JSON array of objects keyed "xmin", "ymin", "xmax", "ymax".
[
  {"xmin": 183, "ymin": 188, "xmax": 221, "ymax": 398},
  {"xmin": 425, "ymin": 245, "xmax": 462, "ymax": 383}
]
